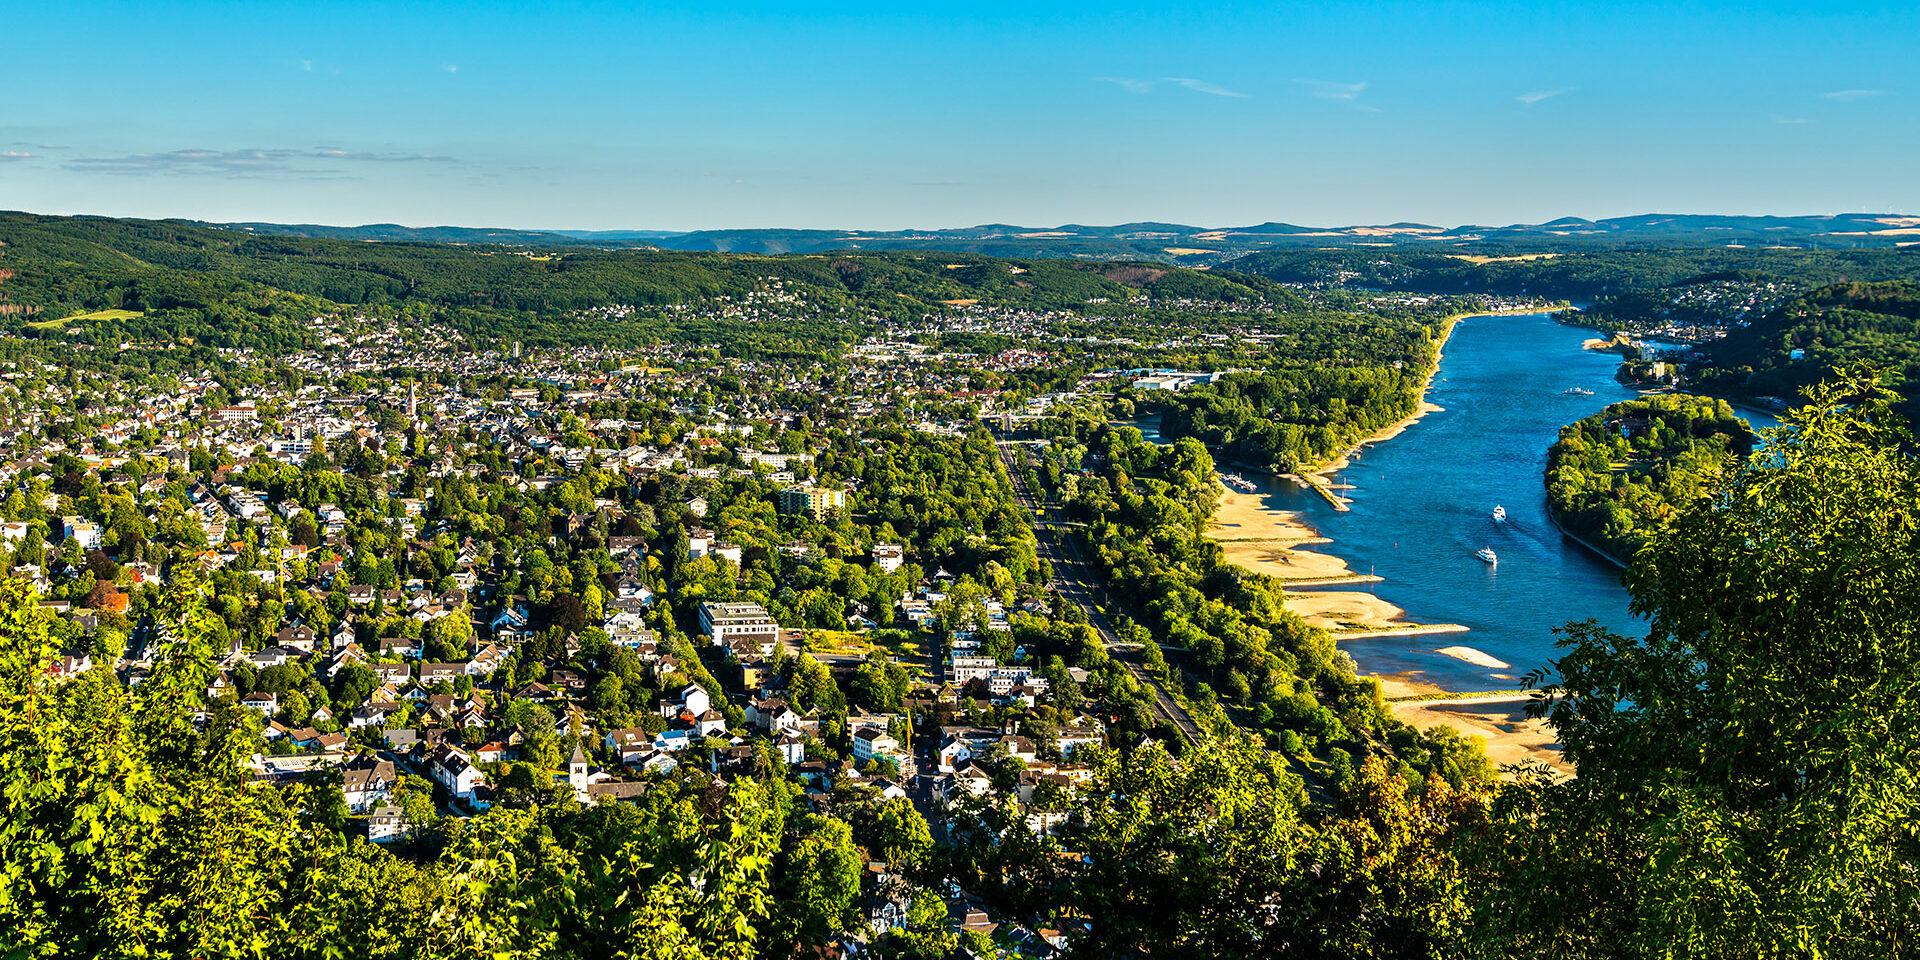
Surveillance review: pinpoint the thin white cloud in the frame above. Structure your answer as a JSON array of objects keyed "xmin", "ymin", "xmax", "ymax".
[
  {"xmin": 313, "ymin": 147, "xmax": 454, "ymax": 162},
  {"xmin": 0, "ymin": 151, "xmax": 34, "ymax": 162},
  {"xmin": 1517, "ymin": 88, "xmax": 1572, "ymax": 106},
  {"xmin": 65, "ymin": 147, "xmax": 454, "ymax": 176},
  {"xmin": 1294, "ymin": 78, "xmax": 1379, "ymax": 112},
  {"xmin": 1822, "ymin": 89, "xmax": 1885, "ymax": 101},
  {"xmin": 1096, "ymin": 77, "xmax": 1154, "ymax": 94},
  {"xmin": 299, "ymin": 59, "xmax": 313, "ymax": 72},
  {"xmin": 441, "ymin": 64, "xmax": 459, "ymax": 73},
  {"xmin": 1295, "ymin": 78, "xmax": 1367, "ymax": 101},
  {"xmin": 67, "ymin": 148, "xmax": 301, "ymax": 174},
  {"xmin": 1161, "ymin": 77, "xmax": 1248, "ymax": 98}
]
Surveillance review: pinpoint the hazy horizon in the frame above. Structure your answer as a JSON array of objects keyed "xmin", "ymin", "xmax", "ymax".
[
  {"xmin": 4, "ymin": 1, "xmax": 1915, "ymax": 231},
  {"xmin": 47, "ymin": 208, "xmax": 1916, "ymax": 236}
]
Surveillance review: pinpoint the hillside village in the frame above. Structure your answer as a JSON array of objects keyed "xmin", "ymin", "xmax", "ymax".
[{"xmin": 0, "ymin": 304, "xmax": 1204, "ymax": 953}]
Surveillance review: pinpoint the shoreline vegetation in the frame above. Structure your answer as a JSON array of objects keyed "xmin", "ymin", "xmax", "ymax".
[
  {"xmin": 1204, "ymin": 306, "xmax": 1574, "ymax": 775},
  {"xmin": 1544, "ymin": 506, "xmax": 1628, "ymax": 570},
  {"xmin": 1291, "ymin": 305, "xmax": 1563, "ymax": 504}
]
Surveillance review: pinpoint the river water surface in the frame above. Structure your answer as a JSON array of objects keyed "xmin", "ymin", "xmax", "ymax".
[{"xmin": 1169, "ymin": 312, "xmax": 1779, "ymax": 691}]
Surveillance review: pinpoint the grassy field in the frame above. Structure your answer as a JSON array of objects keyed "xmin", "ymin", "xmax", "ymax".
[{"xmin": 27, "ymin": 308, "xmax": 143, "ymax": 330}]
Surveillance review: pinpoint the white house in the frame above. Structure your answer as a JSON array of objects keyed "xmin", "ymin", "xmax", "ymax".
[
  {"xmin": 659, "ymin": 683, "xmax": 711, "ymax": 720},
  {"xmin": 852, "ymin": 727, "xmax": 914, "ymax": 776},
  {"xmin": 427, "ymin": 744, "xmax": 485, "ymax": 801},
  {"xmin": 775, "ymin": 732, "xmax": 807, "ymax": 765},
  {"xmin": 341, "ymin": 758, "xmax": 396, "ymax": 813},
  {"xmin": 366, "ymin": 799, "xmax": 408, "ymax": 843},
  {"xmin": 62, "ymin": 517, "xmax": 102, "ymax": 550}
]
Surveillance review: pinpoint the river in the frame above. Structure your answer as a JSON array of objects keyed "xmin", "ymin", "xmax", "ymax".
[{"xmin": 1145, "ymin": 311, "xmax": 1782, "ymax": 692}]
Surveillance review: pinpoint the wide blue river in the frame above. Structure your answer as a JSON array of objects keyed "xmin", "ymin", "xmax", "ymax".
[{"xmin": 1172, "ymin": 312, "xmax": 1778, "ymax": 691}]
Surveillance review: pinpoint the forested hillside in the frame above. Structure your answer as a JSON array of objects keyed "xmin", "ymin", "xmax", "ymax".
[
  {"xmin": 217, "ymin": 213, "xmax": 1920, "ymax": 266},
  {"xmin": 1694, "ymin": 281, "xmax": 1920, "ymax": 420},
  {"xmin": 0, "ymin": 212, "xmax": 1290, "ymax": 351},
  {"xmin": 1230, "ymin": 247, "xmax": 1920, "ymax": 300},
  {"xmin": 1544, "ymin": 394, "xmax": 1756, "ymax": 563}
]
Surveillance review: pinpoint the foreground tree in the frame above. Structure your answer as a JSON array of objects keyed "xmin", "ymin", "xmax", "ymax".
[
  {"xmin": 1479, "ymin": 370, "xmax": 1920, "ymax": 959},
  {"xmin": 0, "ymin": 576, "xmax": 434, "ymax": 956}
]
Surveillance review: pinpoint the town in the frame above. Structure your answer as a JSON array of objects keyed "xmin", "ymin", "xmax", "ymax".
[{"xmin": 12, "ymin": 284, "xmax": 1447, "ymax": 954}]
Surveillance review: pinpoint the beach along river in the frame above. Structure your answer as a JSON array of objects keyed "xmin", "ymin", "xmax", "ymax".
[{"xmin": 1183, "ymin": 311, "xmax": 1780, "ymax": 692}]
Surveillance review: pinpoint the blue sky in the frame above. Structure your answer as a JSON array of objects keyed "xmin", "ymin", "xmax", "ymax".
[{"xmin": 1, "ymin": 1, "xmax": 1914, "ymax": 230}]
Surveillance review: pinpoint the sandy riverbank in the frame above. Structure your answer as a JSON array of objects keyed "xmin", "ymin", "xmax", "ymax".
[
  {"xmin": 1390, "ymin": 695, "xmax": 1572, "ymax": 778},
  {"xmin": 1306, "ymin": 400, "xmax": 1445, "ymax": 489},
  {"xmin": 1211, "ymin": 481, "xmax": 1571, "ymax": 782},
  {"xmin": 1208, "ymin": 485, "xmax": 1464, "ymax": 635}
]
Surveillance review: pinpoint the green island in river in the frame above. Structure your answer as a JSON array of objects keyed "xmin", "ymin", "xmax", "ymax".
[{"xmin": 1544, "ymin": 394, "xmax": 1759, "ymax": 565}]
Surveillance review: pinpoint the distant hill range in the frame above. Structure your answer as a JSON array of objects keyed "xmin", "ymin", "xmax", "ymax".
[{"xmin": 215, "ymin": 213, "xmax": 1920, "ymax": 265}]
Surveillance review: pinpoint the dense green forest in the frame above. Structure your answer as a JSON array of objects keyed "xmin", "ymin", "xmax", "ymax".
[
  {"xmin": 1544, "ymin": 395, "xmax": 1756, "ymax": 563},
  {"xmin": 7, "ymin": 374, "xmax": 1917, "ymax": 957},
  {"xmin": 1149, "ymin": 317, "xmax": 1442, "ymax": 472}
]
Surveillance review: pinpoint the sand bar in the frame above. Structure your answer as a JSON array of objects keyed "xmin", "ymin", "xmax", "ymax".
[
  {"xmin": 1433, "ymin": 645, "xmax": 1511, "ymax": 669},
  {"xmin": 1334, "ymin": 623, "xmax": 1471, "ymax": 640},
  {"xmin": 1208, "ymin": 485, "xmax": 1467, "ymax": 637},
  {"xmin": 1390, "ymin": 695, "xmax": 1572, "ymax": 779}
]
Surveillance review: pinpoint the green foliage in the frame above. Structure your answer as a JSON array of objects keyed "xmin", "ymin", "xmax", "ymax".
[
  {"xmin": 0, "ymin": 577, "xmax": 432, "ymax": 957},
  {"xmin": 1544, "ymin": 394, "xmax": 1756, "ymax": 562},
  {"xmin": 857, "ymin": 797, "xmax": 933, "ymax": 866},
  {"xmin": 773, "ymin": 815, "xmax": 863, "ymax": 950},
  {"xmin": 1155, "ymin": 319, "xmax": 1440, "ymax": 472},
  {"xmin": 1484, "ymin": 371, "xmax": 1920, "ymax": 958},
  {"xmin": 952, "ymin": 738, "xmax": 1484, "ymax": 958}
]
